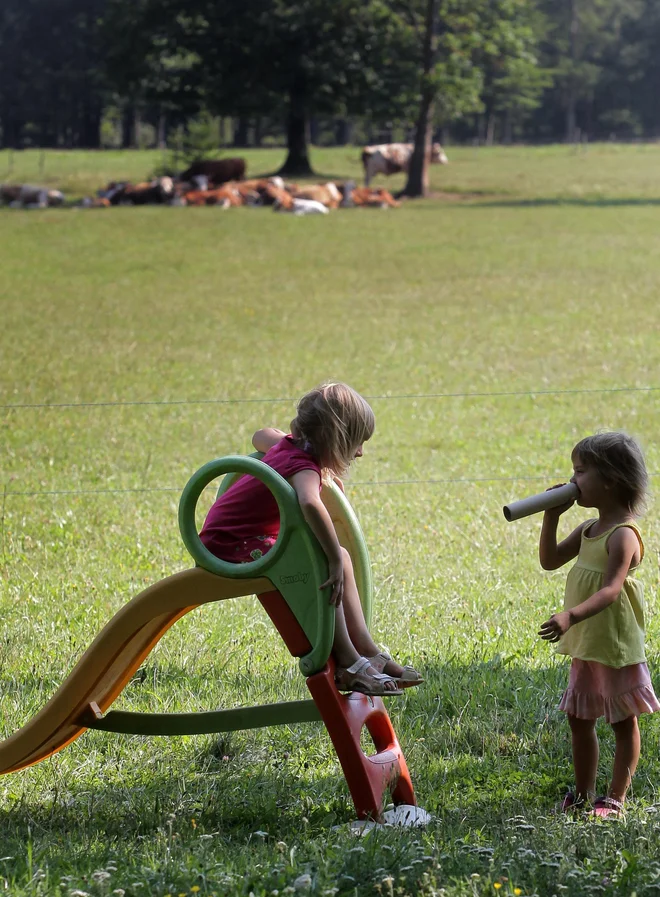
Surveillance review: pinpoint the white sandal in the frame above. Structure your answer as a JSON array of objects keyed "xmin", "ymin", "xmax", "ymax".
[
  {"xmin": 335, "ymin": 657, "xmax": 403, "ymax": 696},
  {"xmin": 368, "ymin": 650, "xmax": 424, "ymax": 688}
]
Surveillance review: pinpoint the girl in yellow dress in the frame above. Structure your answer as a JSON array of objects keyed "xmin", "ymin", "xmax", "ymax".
[{"xmin": 538, "ymin": 432, "xmax": 659, "ymax": 817}]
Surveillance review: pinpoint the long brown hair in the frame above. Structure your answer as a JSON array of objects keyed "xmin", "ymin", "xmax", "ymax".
[{"xmin": 291, "ymin": 382, "xmax": 375, "ymax": 477}]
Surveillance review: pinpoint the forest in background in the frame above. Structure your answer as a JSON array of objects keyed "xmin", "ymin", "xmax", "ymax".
[{"xmin": 1, "ymin": 0, "xmax": 659, "ymax": 159}]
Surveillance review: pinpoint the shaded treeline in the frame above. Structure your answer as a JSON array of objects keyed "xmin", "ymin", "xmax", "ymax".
[{"xmin": 1, "ymin": 0, "xmax": 659, "ymax": 156}]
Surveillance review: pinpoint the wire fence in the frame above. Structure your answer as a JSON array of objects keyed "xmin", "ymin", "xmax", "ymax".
[
  {"xmin": 2, "ymin": 383, "xmax": 656, "ymax": 499},
  {"xmin": 3, "ymin": 473, "xmax": 658, "ymax": 500},
  {"xmin": 2, "ymin": 384, "xmax": 658, "ymax": 411}
]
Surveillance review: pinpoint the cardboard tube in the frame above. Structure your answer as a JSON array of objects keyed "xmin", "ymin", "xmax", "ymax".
[{"xmin": 503, "ymin": 482, "xmax": 579, "ymax": 522}]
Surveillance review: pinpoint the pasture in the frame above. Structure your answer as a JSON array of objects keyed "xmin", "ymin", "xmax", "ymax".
[{"xmin": 1, "ymin": 143, "xmax": 660, "ymax": 897}]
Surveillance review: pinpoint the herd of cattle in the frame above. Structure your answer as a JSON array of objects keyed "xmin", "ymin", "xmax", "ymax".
[{"xmin": 0, "ymin": 142, "xmax": 448, "ymax": 213}]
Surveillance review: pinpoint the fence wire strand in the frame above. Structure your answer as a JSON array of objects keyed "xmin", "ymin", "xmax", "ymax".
[
  {"xmin": 2, "ymin": 384, "xmax": 659, "ymax": 411},
  {"xmin": 3, "ymin": 472, "xmax": 658, "ymax": 499}
]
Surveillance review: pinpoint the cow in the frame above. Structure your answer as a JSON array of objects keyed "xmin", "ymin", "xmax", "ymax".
[
  {"xmin": 275, "ymin": 198, "xmax": 329, "ymax": 216},
  {"xmin": 100, "ymin": 177, "xmax": 174, "ymax": 205},
  {"xmin": 125, "ymin": 177, "xmax": 175, "ymax": 205},
  {"xmin": 265, "ymin": 185, "xmax": 295, "ymax": 210},
  {"xmin": 1, "ymin": 184, "xmax": 65, "ymax": 207},
  {"xmin": 178, "ymin": 158, "xmax": 246, "ymax": 187},
  {"xmin": 350, "ymin": 186, "xmax": 400, "ymax": 208},
  {"xmin": 291, "ymin": 183, "xmax": 342, "ymax": 209},
  {"xmin": 228, "ymin": 177, "xmax": 287, "ymax": 206},
  {"xmin": 361, "ymin": 142, "xmax": 448, "ymax": 186},
  {"xmin": 179, "ymin": 185, "xmax": 242, "ymax": 207}
]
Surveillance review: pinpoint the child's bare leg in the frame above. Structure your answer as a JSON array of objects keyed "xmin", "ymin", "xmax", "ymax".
[
  {"xmin": 332, "ymin": 602, "xmax": 398, "ymax": 692},
  {"xmin": 609, "ymin": 715, "xmax": 640, "ymax": 803},
  {"xmin": 339, "ymin": 548, "xmax": 378, "ymax": 654},
  {"xmin": 332, "ymin": 602, "xmax": 361, "ymax": 669},
  {"xmin": 338, "ymin": 547, "xmax": 409, "ymax": 679},
  {"xmin": 568, "ymin": 714, "xmax": 598, "ymax": 802}
]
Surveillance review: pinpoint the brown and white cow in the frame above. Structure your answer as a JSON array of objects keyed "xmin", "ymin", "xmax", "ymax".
[
  {"xmin": 361, "ymin": 143, "xmax": 448, "ymax": 186},
  {"xmin": 178, "ymin": 158, "xmax": 246, "ymax": 187}
]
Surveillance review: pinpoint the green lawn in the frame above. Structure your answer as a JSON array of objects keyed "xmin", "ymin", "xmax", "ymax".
[{"xmin": 1, "ymin": 146, "xmax": 660, "ymax": 896}]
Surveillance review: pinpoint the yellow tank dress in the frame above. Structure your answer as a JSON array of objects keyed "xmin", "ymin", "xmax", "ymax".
[{"xmin": 557, "ymin": 520, "xmax": 659, "ymax": 723}]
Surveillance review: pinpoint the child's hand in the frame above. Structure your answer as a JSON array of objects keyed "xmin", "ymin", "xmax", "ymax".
[
  {"xmin": 544, "ymin": 483, "xmax": 576, "ymax": 516},
  {"xmin": 320, "ymin": 561, "xmax": 344, "ymax": 606},
  {"xmin": 538, "ymin": 611, "xmax": 572, "ymax": 642}
]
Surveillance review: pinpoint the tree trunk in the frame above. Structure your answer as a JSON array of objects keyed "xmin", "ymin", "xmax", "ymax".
[
  {"xmin": 566, "ymin": 95, "xmax": 577, "ymax": 143},
  {"xmin": 3, "ymin": 106, "xmax": 24, "ymax": 149},
  {"xmin": 80, "ymin": 103, "xmax": 102, "ymax": 149},
  {"xmin": 157, "ymin": 112, "xmax": 168, "ymax": 149},
  {"xmin": 486, "ymin": 110, "xmax": 496, "ymax": 146},
  {"xmin": 277, "ymin": 72, "xmax": 314, "ymax": 176},
  {"xmin": 233, "ymin": 117, "xmax": 249, "ymax": 147},
  {"xmin": 335, "ymin": 118, "xmax": 352, "ymax": 146},
  {"xmin": 121, "ymin": 104, "xmax": 134, "ymax": 149},
  {"xmin": 503, "ymin": 109, "xmax": 512, "ymax": 145},
  {"xmin": 565, "ymin": 0, "xmax": 578, "ymax": 143},
  {"xmin": 477, "ymin": 114, "xmax": 486, "ymax": 145},
  {"xmin": 133, "ymin": 108, "xmax": 142, "ymax": 148},
  {"xmin": 402, "ymin": 0, "xmax": 438, "ymax": 198}
]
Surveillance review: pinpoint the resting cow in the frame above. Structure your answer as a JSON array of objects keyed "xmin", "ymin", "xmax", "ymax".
[
  {"xmin": 350, "ymin": 187, "xmax": 400, "ymax": 208},
  {"xmin": 275, "ymin": 198, "xmax": 329, "ymax": 216},
  {"xmin": 291, "ymin": 183, "xmax": 341, "ymax": 209},
  {"xmin": 179, "ymin": 185, "xmax": 242, "ymax": 207},
  {"xmin": 178, "ymin": 158, "xmax": 246, "ymax": 187},
  {"xmin": 1, "ymin": 184, "xmax": 65, "ymax": 208},
  {"xmin": 124, "ymin": 177, "xmax": 175, "ymax": 205},
  {"xmin": 361, "ymin": 143, "xmax": 448, "ymax": 186}
]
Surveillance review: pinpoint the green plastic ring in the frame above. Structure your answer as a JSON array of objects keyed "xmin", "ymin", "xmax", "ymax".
[{"xmin": 178, "ymin": 455, "xmax": 301, "ymax": 578}]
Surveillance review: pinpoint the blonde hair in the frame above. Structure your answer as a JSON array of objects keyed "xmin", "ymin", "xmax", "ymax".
[
  {"xmin": 291, "ymin": 382, "xmax": 375, "ymax": 477},
  {"xmin": 572, "ymin": 431, "xmax": 648, "ymax": 515}
]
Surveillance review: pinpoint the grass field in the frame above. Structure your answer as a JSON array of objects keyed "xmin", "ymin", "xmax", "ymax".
[{"xmin": 2, "ymin": 144, "xmax": 660, "ymax": 897}]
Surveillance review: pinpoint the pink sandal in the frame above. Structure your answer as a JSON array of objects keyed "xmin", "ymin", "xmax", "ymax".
[{"xmin": 592, "ymin": 796, "xmax": 624, "ymax": 819}]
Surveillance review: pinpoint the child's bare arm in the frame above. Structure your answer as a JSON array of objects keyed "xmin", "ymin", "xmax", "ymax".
[
  {"xmin": 539, "ymin": 527, "xmax": 639, "ymax": 641},
  {"xmin": 289, "ymin": 469, "xmax": 344, "ymax": 606},
  {"xmin": 539, "ymin": 492, "xmax": 584, "ymax": 569},
  {"xmin": 252, "ymin": 428, "xmax": 286, "ymax": 453}
]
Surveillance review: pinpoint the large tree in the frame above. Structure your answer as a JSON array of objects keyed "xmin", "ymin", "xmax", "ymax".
[
  {"xmin": 110, "ymin": 0, "xmax": 407, "ymax": 175},
  {"xmin": 398, "ymin": 0, "xmax": 545, "ymax": 196}
]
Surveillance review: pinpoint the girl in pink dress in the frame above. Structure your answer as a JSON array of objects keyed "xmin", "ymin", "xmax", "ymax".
[
  {"xmin": 538, "ymin": 432, "xmax": 659, "ymax": 817},
  {"xmin": 200, "ymin": 381, "xmax": 422, "ymax": 697}
]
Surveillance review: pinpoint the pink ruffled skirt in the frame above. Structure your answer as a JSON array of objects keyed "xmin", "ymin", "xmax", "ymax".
[{"xmin": 559, "ymin": 659, "xmax": 660, "ymax": 723}]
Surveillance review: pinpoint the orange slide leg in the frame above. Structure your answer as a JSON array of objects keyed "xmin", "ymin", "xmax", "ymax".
[
  {"xmin": 259, "ymin": 586, "xmax": 416, "ymax": 820},
  {"xmin": 307, "ymin": 661, "xmax": 416, "ymax": 820}
]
